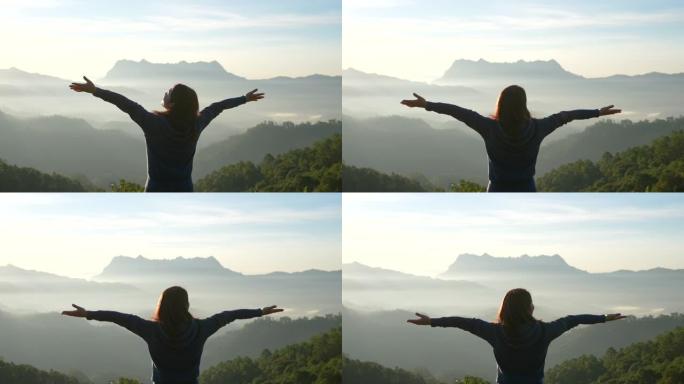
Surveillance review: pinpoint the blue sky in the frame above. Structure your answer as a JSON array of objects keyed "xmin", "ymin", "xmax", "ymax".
[
  {"xmin": 343, "ymin": 193, "xmax": 684, "ymax": 276},
  {"xmin": 0, "ymin": 0, "xmax": 341, "ymax": 80},
  {"xmin": 344, "ymin": 0, "xmax": 684, "ymax": 81},
  {"xmin": 0, "ymin": 194, "xmax": 341, "ymax": 278}
]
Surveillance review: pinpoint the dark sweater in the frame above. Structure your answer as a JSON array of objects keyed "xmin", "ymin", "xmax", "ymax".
[
  {"xmin": 93, "ymin": 89, "xmax": 246, "ymax": 192},
  {"xmin": 86, "ymin": 309, "xmax": 263, "ymax": 384},
  {"xmin": 425, "ymin": 102, "xmax": 599, "ymax": 192},
  {"xmin": 431, "ymin": 314, "xmax": 606, "ymax": 384}
]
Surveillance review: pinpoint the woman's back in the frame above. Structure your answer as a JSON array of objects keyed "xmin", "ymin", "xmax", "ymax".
[
  {"xmin": 92, "ymin": 88, "xmax": 247, "ymax": 191},
  {"xmin": 142, "ymin": 117, "xmax": 202, "ymax": 192},
  {"xmin": 424, "ymin": 102, "xmax": 600, "ymax": 191},
  {"xmin": 85, "ymin": 309, "xmax": 263, "ymax": 384}
]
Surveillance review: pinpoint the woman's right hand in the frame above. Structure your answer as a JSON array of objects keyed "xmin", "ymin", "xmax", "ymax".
[
  {"xmin": 401, "ymin": 93, "xmax": 427, "ymax": 108},
  {"xmin": 69, "ymin": 76, "xmax": 96, "ymax": 94},
  {"xmin": 605, "ymin": 313, "xmax": 626, "ymax": 321},
  {"xmin": 62, "ymin": 304, "xmax": 88, "ymax": 318},
  {"xmin": 407, "ymin": 312, "xmax": 431, "ymax": 326}
]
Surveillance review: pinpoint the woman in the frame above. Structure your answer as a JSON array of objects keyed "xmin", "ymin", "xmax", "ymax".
[
  {"xmin": 401, "ymin": 86, "xmax": 621, "ymax": 192},
  {"xmin": 69, "ymin": 76, "xmax": 264, "ymax": 192},
  {"xmin": 407, "ymin": 288, "xmax": 625, "ymax": 384},
  {"xmin": 62, "ymin": 286, "xmax": 283, "ymax": 384}
]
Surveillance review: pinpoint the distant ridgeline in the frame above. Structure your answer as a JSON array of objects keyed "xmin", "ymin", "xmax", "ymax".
[
  {"xmin": 0, "ymin": 120, "xmax": 341, "ymax": 192},
  {"xmin": 343, "ymin": 127, "xmax": 684, "ymax": 192}
]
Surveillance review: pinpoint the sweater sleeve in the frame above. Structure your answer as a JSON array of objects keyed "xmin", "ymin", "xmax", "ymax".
[
  {"xmin": 425, "ymin": 102, "xmax": 493, "ymax": 138},
  {"xmin": 93, "ymin": 88, "xmax": 160, "ymax": 134},
  {"xmin": 86, "ymin": 310, "xmax": 155, "ymax": 341},
  {"xmin": 537, "ymin": 109, "xmax": 600, "ymax": 137},
  {"xmin": 430, "ymin": 316, "xmax": 498, "ymax": 346},
  {"xmin": 545, "ymin": 314, "xmax": 606, "ymax": 342},
  {"xmin": 200, "ymin": 308, "xmax": 263, "ymax": 337},
  {"xmin": 197, "ymin": 96, "xmax": 247, "ymax": 132}
]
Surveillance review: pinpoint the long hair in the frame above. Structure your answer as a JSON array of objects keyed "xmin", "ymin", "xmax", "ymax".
[
  {"xmin": 496, "ymin": 288, "xmax": 535, "ymax": 334},
  {"xmin": 494, "ymin": 85, "xmax": 531, "ymax": 136},
  {"xmin": 152, "ymin": 286, "xmax": 193, "ymax": 336},
  {"xmin": 156, "ymin": 84, "xmax": 200, "ymax": 141}
]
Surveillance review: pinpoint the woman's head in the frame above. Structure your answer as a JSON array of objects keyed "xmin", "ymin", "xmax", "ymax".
[
  {"xmin": 158, "ymin": 84, "xmax": 200, "ymax": 138},
  {"xmin": 494, "ymin": 85, "xmax": 531, "ymax": 135},
  {"xmin": 496, "ymin": 288, "xmax": 535, "ymax": 333},
  {"xmin": 153, "ymin": 286, "xmax": 193, "ymax": 336}
]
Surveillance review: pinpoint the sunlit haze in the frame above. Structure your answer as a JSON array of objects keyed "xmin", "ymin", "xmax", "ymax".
[
  {"xmin": 0, "ymin": 194, "xmax": 341, "ymax": 279},
  {"xmin": 343, "ymin": 194, "xmax": 684, "ymax": 276},
  {"xmin": 0, "ymin": 0, "xmax": 341, "ymax": 80},
  {"xmin": 344, "ymin": 0, "xmax": 684, "ymax": 82}
]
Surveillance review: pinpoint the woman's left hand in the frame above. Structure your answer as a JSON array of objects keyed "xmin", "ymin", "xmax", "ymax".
[
  {"xmin": 262, "ymin": 305, "xmax": 284, "ymax": 315},
  {"xmin": 246, "ymin": 89, "xmax": 265, "ymax": 102}
]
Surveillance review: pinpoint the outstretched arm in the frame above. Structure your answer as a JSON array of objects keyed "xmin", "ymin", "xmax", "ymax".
[
  {"xmin": 546, "ymin": 313, "xmax": 625, "ymax": 341},
  {"xmin": 69, "ymin": 76, "xmax": 159, "ymax": 132},
  {"xmin": 202, "ymin": 305, "xmax": 283, "ymax": 337},
  {"xmin": 401, "ymin": 93, "xmax": 492, "ymax": 137},
  {"xmin": 197, "ymin": 89, "xmax": 265, "ymax": 132},
  {"xmin": 61, "ymin": 304, "xmax": 154, "ymax": 341},
  {"xmin": 538, "ymin": 105, "xmax": 621, "ymax": 137},
  {"xmin": 407, "ymin": 312, "xmax": 497, "ymax": 345}
]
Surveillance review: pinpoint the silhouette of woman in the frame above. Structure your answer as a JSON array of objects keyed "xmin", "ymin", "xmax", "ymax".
[
  {"xmin": 407, "ymin": 288, "xmax": 625, "ymax": 384},
  {"xmin": 62, "ymin": 286, "xmax": 283, "ymax": 384},
  {"xmin": 69, "ymin": 76, "xmax": 264, "ymax": 192},
  {"xmin": 401, "ymin": 86, "xmax": 621, "ymax": 192}
]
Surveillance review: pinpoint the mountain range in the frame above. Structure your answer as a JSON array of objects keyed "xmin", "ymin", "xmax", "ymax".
[
  {"xmin": 344, "ymin": 58, "xmax": 684, "ymax": 129},
  {"xmin": 0, "ymin": 255, "xmax": 341, "ymax": 317},
  {"xmin": 0, "ymin": 59, "xmax": 340, "ymax": 129},
  {"xmin": 344, "ymin": 253, "xmax": 684, "ymax": 316}
]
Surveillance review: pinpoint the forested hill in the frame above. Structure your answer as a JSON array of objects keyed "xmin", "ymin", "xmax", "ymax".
[
  {"xmin": 0, "ymin": 158, "xmax": 88, "ymax": 191},
  {"xmin": 196, "ymin": 134, "xmax": 341, "ymax": 192},
  {"xmin": 1, "ymin": 132, "xmax": 341, "ymax": 192},
  {"xmin": 537, "ymin": 130, "xmax": 684, "ymax": 191},
  {"xmin": 0, "ymin": 107, "xmax": 340, "ymax": 189},
  {"xmin": 200, "ymin": 327, "xmax": 341, "ymax": 384},
  {"xmin": 194, "ymin": 120, "xmax": 341, "ymax": 178},
  {"xmin": 343, "ymin": 358, "xmax": 489, "ymax": 384},
  {"xmin": 545, "ymin": 326, "xmax": 684, "ymax": 384},
  {"xmin": 0, "ymin": 359, "xmax": 82, "ymax": 384}
]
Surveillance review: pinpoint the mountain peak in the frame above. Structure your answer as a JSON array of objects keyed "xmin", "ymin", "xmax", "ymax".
[
  {"xmin": 103, "ymin": 59, "xmax": 243, "ymax": 82},
  {"xmin": 437, "ymin": 58, "xmax": 581, "ymax": 84},
  {"xmin": 441, "ymin": 253, "xmax": 581, "ymax": 277},
  {"xmin": 97, "ymin": 255, "xmax": 239, "ymax": 279}
]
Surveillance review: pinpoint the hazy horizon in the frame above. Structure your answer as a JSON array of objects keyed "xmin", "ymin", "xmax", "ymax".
[
  {"xmin": 0, "ymin": 0, "xmax": 341, "ymax": 81},
  {"xmin": 0, "ymin": 194, "xmax": 341, "ymax": 279},
  {"xmin": 343, "ymin": 194, "xmax": 684, "ymax": 276},
  {"xmin": 344, "ymin": 0, "xmax": 684, "ymax": 82}
]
